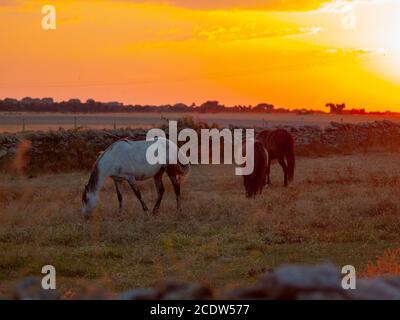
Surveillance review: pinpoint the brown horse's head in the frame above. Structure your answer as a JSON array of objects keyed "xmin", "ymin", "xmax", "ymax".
[{"xmin": 242, "ymin": 140, "xmax": 268, "ymax": 198}]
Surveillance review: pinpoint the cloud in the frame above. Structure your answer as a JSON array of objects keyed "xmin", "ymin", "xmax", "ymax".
[
  {"xmin": 192, "ymin": 25, "xmax": 323, "ymax": 42},
  {"xmin": 325, "ymin": 47, "xmax": 388, "ymax": 56},
  {"xmin": 122, "ymin": 0, "xmax": 328, "ymax": 11},
  {"xmin": 314, "ymin": 0, "xmax": 393, "ymax": 13},
  {"xmin": 0, "ymin": 0, "xmax": 21, "ymax": 6}
]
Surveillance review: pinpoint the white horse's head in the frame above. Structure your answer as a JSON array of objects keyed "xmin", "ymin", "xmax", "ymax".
[{"xmin": 81, "ymin": 185, "xmax": 98, "ymax": 219}]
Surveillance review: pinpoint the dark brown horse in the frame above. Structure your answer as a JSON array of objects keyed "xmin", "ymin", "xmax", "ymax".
[
  {"xmin": 257, "ymin": 129, "xmax": 295, "ymax": 187},
  {"xmin": 242, "ymin": 138, "xmax": 269, "ymax": 198},
  {"xmin": 242, "ymin": 129, "xmax": 295, "ymax": 198}
]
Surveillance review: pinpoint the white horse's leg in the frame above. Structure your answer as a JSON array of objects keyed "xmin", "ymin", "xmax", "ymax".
[
  {"xmin": 152, "ymin": 170, "xmax": 165, "ymax": 215},
  {"xmin": 127, "ymin": 177, "xmax": 149, "ymax": 212},
  {"xmin": 113, "ymin": 179, "xmax": 123, "ymax": 212}
]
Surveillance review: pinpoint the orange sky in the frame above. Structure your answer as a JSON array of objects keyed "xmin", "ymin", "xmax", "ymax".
[{"xmin": 1, "ymin": 0, "xmax": 400, "ymax": 111}]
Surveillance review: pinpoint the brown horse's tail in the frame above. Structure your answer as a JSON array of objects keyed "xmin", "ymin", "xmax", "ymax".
[
  {"xmin": 242, "ymin": 141, "xmax": 268, "ymax": 198},
  {"xmin": 286, "ymin": 136, "xmax": 295, "ymax": 182},
  {"xmin": 177, "ymin": 163, "xmax": 191, "ymax": 177}
]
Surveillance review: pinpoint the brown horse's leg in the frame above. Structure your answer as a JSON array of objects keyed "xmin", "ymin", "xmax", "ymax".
[
  {"xmin": 152, "ymin": 170, "xmax": 165, "ymax": 215},
  {"xmin": 167, "ymin": 173, "xmax": 181, "ymax": 212},
  {"xmin": 127, "ymin": 177, "xmax": 149, "ymax": 212},
  {"xmin": 267, "ymin": 156, "xmax": 271, "ymax": 185},
  {"xmin": 278, "ymin": 156, "xmax": 288, "ymax": 187},
  {"xmin": 113, "ymin": 178, "xmax": 123, "ymax": 212}
]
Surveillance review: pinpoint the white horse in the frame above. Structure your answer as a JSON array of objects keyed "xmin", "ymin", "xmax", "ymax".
[{"xmin": 81, "ymin": 137, "xmax": 190, "ymax": 219}]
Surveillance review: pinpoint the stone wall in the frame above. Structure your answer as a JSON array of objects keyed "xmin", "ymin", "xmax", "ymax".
[
  {"xmin": 1, "ymin": 120, "xmax": 400, "ymax": 173},
  {"xmin": 0, "ymin": 129, "xmax": 147, "ymax": 173},
  {"xmin": 286, "ymin": 120, "xmax": 400, "ymax": 156}
]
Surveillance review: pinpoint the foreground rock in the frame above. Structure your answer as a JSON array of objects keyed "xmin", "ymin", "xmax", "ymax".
[
  {"xmin": 12, "ymin": 277, "xmax": 60, "ymax": 300},
  {"xmin": 8, "ymin": 264, "xmax": 400, "ymax": 300}
]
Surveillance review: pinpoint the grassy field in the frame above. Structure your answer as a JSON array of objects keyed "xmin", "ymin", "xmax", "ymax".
[{"xmin": 1, "ymin": 152, "xmax": 400, "ymax": 296}]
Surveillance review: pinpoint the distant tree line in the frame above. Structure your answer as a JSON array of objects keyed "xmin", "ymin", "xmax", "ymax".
[
  {"xmin": 0, "ymin": 97, "xmax": 395, "ymax": 115},
  {"xmin": 325, "ymin": 103, "xmax": 396, "ymax": 116},
  {"xmin": 0, "ymin": 97, "xmax": 319, "ymax": 114}
]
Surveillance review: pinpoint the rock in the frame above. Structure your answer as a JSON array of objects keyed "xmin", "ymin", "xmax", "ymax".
[
  {"xmin": 225, "ymin": 285, "xmax": 268, "ymax": 300},
  {"xmin": 156, "ymin": 280, "xmax": 213, "ymax": 300},
  {"xmin": 296, "ymin": 291, "xmax": 347, "ymax": 300},
  {"xmin": 330, "ymin": 121, "xmax": 343, "ymax": 128},
  {"xmin": 0, "ymin": 149, "xmax": 7, "ymax": 158},
  {"xmin": 259, "ymin": 264, "xmax": 342, "ymax": 299},
  {"xmin": 8, "ymin": 264, "xmax": 400, "ymax": 300},
  {"xmin": 347, "ymin": 277, "xmax": 400, "ymax": 300},
  {"xmin": 72, "ymin": 284, "xmax": 114, "ymax": 300},
  {"xmin": 12, "ymin": 277, "xmax": 60, "ymax": 300},
  {"xmin": 119, "ymin": 288, "xmax": 161, "ymax": 300}
]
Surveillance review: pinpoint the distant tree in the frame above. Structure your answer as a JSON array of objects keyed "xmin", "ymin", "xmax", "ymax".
[
  {"xmin": 68, "ymin": 98, "xmax": 81, "ymax": 105},
  {"xmin": 171, "ymin": 103, "xmax": 190, "ymax": 112},
  {"xmin": 198, "ymin": 101, "xmax": 225, "ymax": 113},
  {"xmin": 4, "ymin": 98, "xmax": 18, "ymax": 105},
  {"xmin": 21, "ymin": 97, "xmax": 34, "ymax": 105},
  {"xmin": 41, "ymin": 97, "xmax": 54, "ymax": 105},
  {"xmin": 253, "ymin": 103, "xmax": 274, "ymax": 113},
  {"xmin": 337, "ymin": 103, "xmax": 346, "ymax": 114},
  {"xmin": 86, "ymin": 99, "xmax": 96, "ymax": 104},
  {"xmin": 326, "ymin": 102, "xmax": 346, "ymax": 114}
]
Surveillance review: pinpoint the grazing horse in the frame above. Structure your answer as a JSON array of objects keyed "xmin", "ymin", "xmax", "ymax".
[
  {"xmin": 81, "ymin": 137, "xmax": 190, "ymax": 219},
  {"xmin": 242, "ymin": 138, "xmax": 269, "ymax": 198},
  {"xmin": 257, "ymin": 129, "xmax": 295, "ymax": 187}
]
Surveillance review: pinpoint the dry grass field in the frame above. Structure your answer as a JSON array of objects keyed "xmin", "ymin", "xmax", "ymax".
[{"xmin": 1, "ymin": 152, "xmax": 400, "ymax": 296}]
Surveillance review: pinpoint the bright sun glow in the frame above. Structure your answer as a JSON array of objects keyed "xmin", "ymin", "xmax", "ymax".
[{"xmin": 361, "ymin": 1, "xmax": 400, "ymax": 84}]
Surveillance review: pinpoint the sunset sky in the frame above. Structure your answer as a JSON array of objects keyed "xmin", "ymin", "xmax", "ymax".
[{"xmin": 1, "ymin": 0, "xmax": 400, "ymax": 111}]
